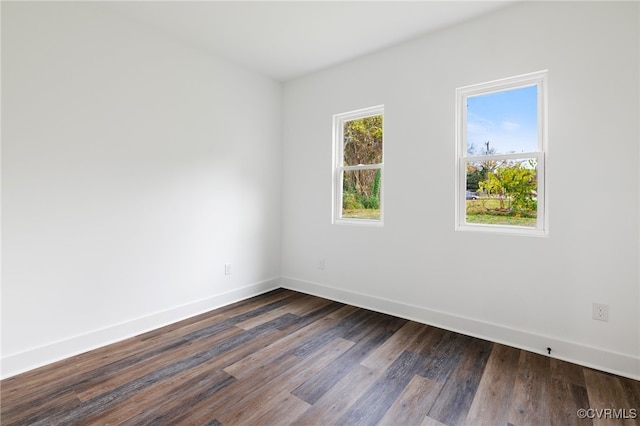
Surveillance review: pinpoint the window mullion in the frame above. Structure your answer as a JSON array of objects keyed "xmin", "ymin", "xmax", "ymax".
[
  {"xmin": 342, "ymin": 164, "xmax": 383, "ymax": 172},
  {"xmin": 465, "ymin": 152, "xmax": 541, "ymax": 162}
]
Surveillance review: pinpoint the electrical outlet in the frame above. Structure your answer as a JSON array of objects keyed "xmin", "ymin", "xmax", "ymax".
[
  {"xmin": 225, "ymin": 264, "xmax": 232, "ymax": 275},
  {"xmin": 318, "ymin": 259, "xmax": 325, "ymax": 270},
  {"xmin": 592, "ymin": 303, "xmax": 609, "ymax": 322}
]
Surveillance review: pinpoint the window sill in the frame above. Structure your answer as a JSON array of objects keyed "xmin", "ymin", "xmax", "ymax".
[
  {"xmin": 333, "ymin": 218, "xmax": 384, "ymax": 227},
  {"xmin": 456, "ymin": 223, "xmax": 547, "ymax": 237}
]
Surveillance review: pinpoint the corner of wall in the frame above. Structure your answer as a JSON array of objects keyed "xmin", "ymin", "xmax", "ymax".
[{"xmin": 1, "ymin": 278, "xmax": 281, "ymax": 379}]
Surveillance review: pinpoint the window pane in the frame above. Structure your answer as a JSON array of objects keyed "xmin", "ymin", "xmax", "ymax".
[
  {"xmin": 466, "ymin": 85, "xmax": 537, "ymax": 156},
  {"xmin": 343, "ymin": 115, "xmax": 383, "ymax": 166},
  {"xmin": 465, "ymin": 158, "xmax": 537, "ymax": 227},
  {"xmin": 342, "ymin": 169, "xmax": 381, "ymax": 220}
]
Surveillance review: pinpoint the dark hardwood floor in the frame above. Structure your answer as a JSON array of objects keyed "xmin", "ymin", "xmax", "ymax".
[{"xmin": 1, "ymin": 289, "xmax": 639, "ymax": 425}]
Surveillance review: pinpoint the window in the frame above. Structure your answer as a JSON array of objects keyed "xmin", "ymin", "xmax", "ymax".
[
  {"xmin": 456, "ymin": 71, "xmax": 547, "ymax": 236},
  {"xmin": 333, "ymin": 105, "xmax": 384, "ymax": 225}
]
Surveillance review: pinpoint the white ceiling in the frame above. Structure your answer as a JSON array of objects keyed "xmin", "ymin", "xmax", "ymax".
[{"xmin": 98, "ymin": 1, "xmax": 515, "ymax": 82}]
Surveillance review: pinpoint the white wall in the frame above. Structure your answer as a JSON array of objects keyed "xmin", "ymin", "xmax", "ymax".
[
  {"xmin": 1, "ymin": 2, "xmax": 282, "ymax": 377},
  {"xmin": 282, "ymin": 1, "xmax": 640, "ymax": 378}
]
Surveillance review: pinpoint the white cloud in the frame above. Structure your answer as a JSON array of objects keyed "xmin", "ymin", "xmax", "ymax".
[{"xmin": 501, "ymin": 121, "xmax": 520, "ymax": 131}]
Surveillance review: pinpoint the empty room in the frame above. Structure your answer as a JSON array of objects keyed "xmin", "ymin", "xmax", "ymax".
[{"xmin": 2, "ymin": 1, "xmax": 639, "ymax": 424}]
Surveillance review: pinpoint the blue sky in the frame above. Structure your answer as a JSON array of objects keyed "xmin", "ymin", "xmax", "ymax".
[{"xmin": 466, "ymin": 85, "xmax": 538, "ymax": 155}]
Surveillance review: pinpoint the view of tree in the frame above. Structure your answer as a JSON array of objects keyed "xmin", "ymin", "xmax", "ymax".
[
  {"xmin": 343, "ymin": 115, "xmax": 383, "ymax": 166},
  {"xmin": 466, "ymin": 141, "xmax": 538, "ymax": 226},
  {"xmin": 466, "ymin": 164, "xmax": 486, "ymax": 192},
  {"xmin": 462, "ymin": 79, "xmax": 543, "ymax": 228},
  {"xmin": 466, "ymin": 141, "xmax": 496, "ymax": 192},
  {"xmin": 342, "ymin": 115, "xmax": 383, "ymax": 218},
  {"xmin": 477, "ymin": 159, "xmax": 537, "ymax": 212}
]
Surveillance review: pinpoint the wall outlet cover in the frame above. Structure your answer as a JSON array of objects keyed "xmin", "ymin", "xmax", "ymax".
[{"xmin": 592, "ymin": 303, "xmax": 609, "ymax": 322}]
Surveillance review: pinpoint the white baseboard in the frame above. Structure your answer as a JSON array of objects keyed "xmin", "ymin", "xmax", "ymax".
[
  {"xmin": 4, "ymin": 276, "xmax": 638, "ymax": 381},
  {"xmin": 282, "ymin": 277, "xmax": 640, "ymax": 381},
  {"xmin": 1, "ymin": 278, "xmax": 281, "ymax": 379}
]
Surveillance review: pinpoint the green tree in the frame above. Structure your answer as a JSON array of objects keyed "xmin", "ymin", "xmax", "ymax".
[
  {"xmin": 466, "ymin": 163, "xmax": 485, "ymax": 192},
  {"xmin": 343, "ymin": 115, "xmax": 382, "ymax": 204},
  {"xmin": 372, "ymin": 169, "xmax": 381, "ymax": 198},
  {"xmin": 343, "ymin": 115, "xmax": 383, "ymax": 166},
  {"xmin": 466, "ymin": 141, "xmax": 496, "ymax": 192},
  {"xmin": 478, "ymin": 170, "xmax": 506, "ymax": 209},
  {"xmin": 478, "ymin": 160, "xmax": 537, "ymax": 213}
]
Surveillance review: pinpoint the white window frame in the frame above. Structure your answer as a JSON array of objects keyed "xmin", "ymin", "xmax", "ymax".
[
  {"xmin": 332, "ymin": 105, "xmax": 384, "ymax": 226},
  {"xmin": 455, "ymin": 71, "xmax": 548, "ymax": 236}
]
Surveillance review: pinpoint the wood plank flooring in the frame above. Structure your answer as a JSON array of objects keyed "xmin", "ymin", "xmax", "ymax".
[{"xmin": 2, "ymin": 289, "xmax": 639, "ymax": 425}]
